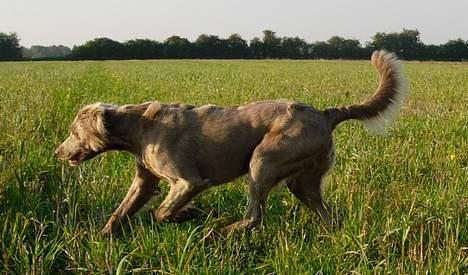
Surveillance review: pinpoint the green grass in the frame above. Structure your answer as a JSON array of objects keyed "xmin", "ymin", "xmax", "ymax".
[{"xmin": 0, "ymin": 59, "xmax": 466, "ymax": 274}]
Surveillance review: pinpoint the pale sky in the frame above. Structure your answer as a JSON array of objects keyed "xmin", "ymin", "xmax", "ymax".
[{"xmin": 1, "ymin": 0, "xmax": 467, "ymax": 48}]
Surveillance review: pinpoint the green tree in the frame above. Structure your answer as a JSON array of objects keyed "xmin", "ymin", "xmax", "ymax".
[
  {"xmin": 370, "ymin": 32, "xmax": 400, "ymax": 53},
  {"xmin": 195, "ymin": 34, "xmax": 226, "ymax": 58},
  {"xmin": 226, "ymin": 34, "xmax": 249, "ymax": 58},
  {"xmin": 418, "ymin": 44, "xmax": 442, "ymax": 60},
  {"xmin": 370, "ymin": 29, "xmax": 423, "ymax": 59},
  {"xmin": 309, "ymin": 41, "xmax": 332, "ymax": 59},
  {"xmin": 441, "ymin": 39, "xmax": 468, "ymax": 60},
  {"xmin": 281, "ymin": 37, "xmax": 307, "ymax": 58},
  {"xmin": 398, "ymin": 29, "xmax": 423, "ymax": 58},
  {"xmin": 124, "ymin": 39, "xmax": 163, "ymax": 59},
  {"xmin": 326, "ymin": 36, "xmax": 365, "ymax": 59},
  {"xmin": 72, "ymin": 38, "xmax": 124, "ymax": 60},
  {"xmin": 262, "ymin": 30, "xmax": 282, "ymax": 58},
  {"xmin": 0, "ymin": 32, "xmax": 22, "ymax": 60},
  {"xmin": 249, "ymin": 37, "xmax": 264, "ymax": 58},
  {"xmin": 164, "ymin": 36, "xmax": 193, "ymax": 58}
]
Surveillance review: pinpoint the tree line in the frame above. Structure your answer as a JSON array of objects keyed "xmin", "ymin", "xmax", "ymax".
[{"xmin": 1, "ymin": 30, "xmax": 467, "ymax": 61}]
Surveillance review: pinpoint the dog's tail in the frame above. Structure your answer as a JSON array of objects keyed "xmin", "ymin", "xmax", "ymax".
[{"xmin": 324, "ymin": 50, "xmax": 409, "ymax": 133}]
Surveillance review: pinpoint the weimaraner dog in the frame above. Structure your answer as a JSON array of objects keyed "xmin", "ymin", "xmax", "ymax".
[{"xmin": 55, "ymin": 51, "xmax": 408, "ymax": 235}]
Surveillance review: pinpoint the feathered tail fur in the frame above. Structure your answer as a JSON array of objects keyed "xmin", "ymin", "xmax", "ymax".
[{"xmin": 324, "ymin": 50, "xmax": 409, "ymax": 133}]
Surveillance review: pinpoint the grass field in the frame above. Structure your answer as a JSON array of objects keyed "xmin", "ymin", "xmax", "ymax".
[{"xmin": 0, "ymin": 59, "xmax": 466, "ymax": 274}]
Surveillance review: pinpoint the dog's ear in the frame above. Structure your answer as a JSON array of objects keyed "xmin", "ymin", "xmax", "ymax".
[
  {"xmin": 101, "ymin": 104, "xmax": 118, "ymax": 132},
  {"xmin": 76, "ymin": 102, "xmax": 115, "ymax": 151}
]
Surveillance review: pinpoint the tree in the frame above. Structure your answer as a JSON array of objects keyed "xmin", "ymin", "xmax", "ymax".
[
  {"xmin": 195, "ymin": 34, "xmax": 226, "ymax": 58},
  {"xmin": 418, "ymin": 44, "xmax": 442, "ymax": 60},
  {"xmin": 326, "ymin": 36, "xmax": 365, "ymax": 59},
  {"xmin": 34, "ymin": 29, "xmax": 467, "ymax": 61},
  {"xmin": 441, "ymin": 39, "xmax": 468, "ymax": 60},
  {"xmin": 249, "ymin": 37, "xmax": 264, "ymax": 58},
  {"xmin": 262, "ymin": 30, "xmax": 282, "ymax": 58},
  {"xmin": 225, "ymin": 34, "xmax": 249, "ymax": 58},
  {"xmin": 369, "ymin": 29, "xmax": 423, "ymax": 59},
  {"xmin": 163, "ymin": 36, "xmax": 193, "ymax": 58},
  {"xmin": 124, "ymin": 39, "xmax": 163, "ymax": 59},
  {"xmin": 370, "ymin": 32, "xmax": 400, "ymax": 53},
  {"xmin": 398, "ymin": 29, "xmax": 423, "ymax": 59},
  {"xmin": 281, "ymin": 37, "xmax": 307, "ymax": 58},
  {"xmin": 309, "ymin": 41, "xmax": 333, "ymax": 59},
  {"xmin": 0, "ymin": 32, "xmax": 22, "ymax": 60},
  {"xmin": 72, "ymin": 38, "xmax": 125, "ymax": 60}
]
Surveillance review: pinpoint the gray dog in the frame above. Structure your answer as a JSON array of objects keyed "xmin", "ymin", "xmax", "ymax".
[{"xmin": 55, "ymin": 51, "xmax": 408, "ymax": 235}]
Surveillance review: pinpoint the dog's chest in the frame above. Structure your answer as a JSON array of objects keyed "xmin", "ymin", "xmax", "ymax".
[{"xmin": 139, "ymin": 149, "xmax": 180, "ymax": 184}]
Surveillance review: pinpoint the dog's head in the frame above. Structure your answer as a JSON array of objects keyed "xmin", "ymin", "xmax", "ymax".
[{"xmin": 55, "ymin": 103, "xmax": 115, "ymax": 166}]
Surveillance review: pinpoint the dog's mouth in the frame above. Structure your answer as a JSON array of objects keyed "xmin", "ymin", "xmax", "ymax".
[
  {"xmin": 69, "ymin": 158, "xmax": 81, "ymax": 167},
  {"xmin": 67, "ymin": 150, "xmax": 98, "ymax": 166},
  {"xmin": 68, "ymin": 151, "xmax": 85, "ymax": 166}
]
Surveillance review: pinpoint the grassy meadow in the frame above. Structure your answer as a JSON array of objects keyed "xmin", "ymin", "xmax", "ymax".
[{"xmin": 0, "ymin": 59, "xmax": 466, "ymax": 273}]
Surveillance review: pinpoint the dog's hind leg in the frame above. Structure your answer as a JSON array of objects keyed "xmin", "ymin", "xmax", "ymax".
[
  {"xmin": 101, "ymin": 163, "xmax": 160, "ymax": 235},
  {"xmin": 285, "ymin": 169, "xmax": 334, "ymax": 225},
  {"xmin": 220, "ymin": 175, "xmax": 276, "ymax": 235},
  {"xmin": 221, "ymin": 134, "xmax": 288, "ymax": 235}
]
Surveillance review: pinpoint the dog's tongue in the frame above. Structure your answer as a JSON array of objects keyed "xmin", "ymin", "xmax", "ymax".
[{"xmin": 69, "ymin": 153, "xmax": 82, "ymax": 166}]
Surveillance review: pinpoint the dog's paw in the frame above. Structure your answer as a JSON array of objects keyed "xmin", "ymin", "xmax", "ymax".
[
  {"xmin": 100, "ymin": 226, "xmax": 113, "ymax": 236},
  {"xmin": 167, "ymin": 206, "xmax": 199, "ymax": 223},
  {"xmin": 219, "ymin": 219, "xmax": 257, "ymax": 236},
  {"xmin": 99, "ymin": 221, "xmax": 121, "ymax": 236}
]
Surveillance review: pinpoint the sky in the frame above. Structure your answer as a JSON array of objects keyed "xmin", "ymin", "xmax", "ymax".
[{"xmin": 1, "ymin": 0, "xmax": 467, "ymax": 48}]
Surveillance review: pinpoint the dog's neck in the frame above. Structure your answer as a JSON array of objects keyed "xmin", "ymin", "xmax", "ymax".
[{"xmin": 103, "ymin": 106, "xmax": 145, "ymax": 156}]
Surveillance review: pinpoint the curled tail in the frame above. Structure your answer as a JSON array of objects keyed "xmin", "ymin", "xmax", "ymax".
[{"xmin": 324, "ymin": 50, "xmax": 409, "ymax": 133}]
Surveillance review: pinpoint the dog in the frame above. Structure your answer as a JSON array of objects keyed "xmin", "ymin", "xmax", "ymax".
[{"xmin": 55, "ymin": 51, "xmax": 408, "ymax": 235}]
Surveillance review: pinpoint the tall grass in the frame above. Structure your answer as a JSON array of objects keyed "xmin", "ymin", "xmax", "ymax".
[{"xmin": 0, "ymin": 60, "xmax": 466, "ymax": 273}]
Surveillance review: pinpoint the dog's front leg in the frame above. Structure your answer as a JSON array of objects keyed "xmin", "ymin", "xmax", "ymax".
[
  {"xmin": 101, "ymin": 163, "xmax": 160, "ymax": 235},
  {"xmin": 153, "ymin": 178, "xmax": 208, "ymax": 223}
]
